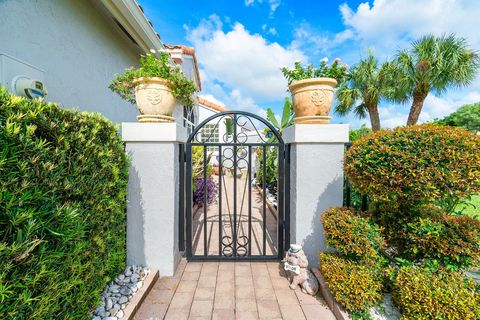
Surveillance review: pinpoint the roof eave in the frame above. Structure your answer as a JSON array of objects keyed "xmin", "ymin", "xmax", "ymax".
[{"xmin": 100, "ymin": 0, "xmax": 164, "ymax": 53}]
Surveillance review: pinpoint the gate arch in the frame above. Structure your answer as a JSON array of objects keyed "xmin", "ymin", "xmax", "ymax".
[{"xmin": 182, "ymin": 111, "xmax": 289, "ymax": 260}]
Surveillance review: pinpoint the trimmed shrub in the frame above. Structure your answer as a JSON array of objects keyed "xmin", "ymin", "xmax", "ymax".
[
  {"xmin": 393, "ymin": 266, "xmax": 480, "ymax": 319},
  {"xmin": 0, "ymin": 88, "xmax": 128, "ymax": 319},
  {"xmin": 402, "ymin": 214, "xmax": 480, "ymax": 268},
  {"xmin": 345, "ymin": 124, "xmax": 480, "ymax": 211},
  {"xmin": 322, "ymin": 207, "xmax": 385, "ymax": 261},
  {"xmin": 319, "ymin": 253, "xmax": 383, "ymax": 313}
]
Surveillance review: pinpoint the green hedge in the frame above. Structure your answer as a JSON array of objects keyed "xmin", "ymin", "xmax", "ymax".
[
  {"xmin": 345, "ymin": 124, "xmax": 480, "ymax": 213},
  {"xmin": 393, "ymin": 266, "xmax": 480, "ymax": 319},
  {"xmin": 321, "ymin": 207, "xmax": 385, "ymax": 262},
  {"xmin": 319, "ymin": 253, "xmax": 383, "ymax": 314},
  {"xmin": 0, "ymin": 88, "xmax": 129, "ymax": 319}
]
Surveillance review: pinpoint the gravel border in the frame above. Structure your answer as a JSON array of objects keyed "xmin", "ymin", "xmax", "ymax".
[{"xmin": 92, "ymin": 265, "xmax": 150, "ymax": 320}]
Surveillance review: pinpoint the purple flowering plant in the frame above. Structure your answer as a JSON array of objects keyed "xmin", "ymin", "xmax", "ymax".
[{"xmin": 193, "ymin": 177, "xmax": 218, "ymax": 205}]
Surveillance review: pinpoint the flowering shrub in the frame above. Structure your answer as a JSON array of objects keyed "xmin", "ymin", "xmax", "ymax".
[
  {"xmin": 193, "ymin": 177, "xmax": 218, "ymax": 205},
  {"xmin": 402, "ymin": 214, "xmax": 480, "ymax": 268},
  {"xmin": 320, "ymin": 253, "xmax": 383, "ymax": 314},
  {"xmin": 322, "ymin": 207, "xmax": 385, "ymax": 262},
  {"xmin": 281, "ymin": 57, "xmax": 349, "ymax": 85},
  {"xmin": 345, "ymin": 125, "xmax": 480, "ymax": 212},
  {"xmin": 109, "ymin": 51, "xmax": 197, "ymax": 106},
  {"xmin": 393, "ymin": 266, "xmax": 480, "ymax": 319}
]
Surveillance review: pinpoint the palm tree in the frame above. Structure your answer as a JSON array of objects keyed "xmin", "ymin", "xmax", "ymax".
[
  {"xmin": 335, "ymin": 54, "xmax": 395, "ymax": 131},
  {"xmin": 394, "ymin": 34, "xmax": 479, "ymax": 125}
]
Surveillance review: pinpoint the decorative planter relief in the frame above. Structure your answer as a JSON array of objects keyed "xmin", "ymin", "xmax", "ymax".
[
  {"xmin": 133, "ymin": 77, "xmax": 176, "ymax": 123},
  {"xmin": 289, "ymin": 77, "xmax": 337, "ymax": 124}
]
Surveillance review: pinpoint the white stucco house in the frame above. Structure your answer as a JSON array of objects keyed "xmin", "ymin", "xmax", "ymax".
[{"xmin": 0, "ymin": 0, "xmax": 201, "ymax": 129}]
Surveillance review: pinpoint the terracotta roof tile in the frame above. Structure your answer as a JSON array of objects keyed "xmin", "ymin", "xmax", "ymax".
[
  {"xmin": 197, "ymin": 96, "xmax": 227, "ymax": 112},
  {"xmin": 164, "ymin": 44, "xmax": 201, "ymax": 91}
]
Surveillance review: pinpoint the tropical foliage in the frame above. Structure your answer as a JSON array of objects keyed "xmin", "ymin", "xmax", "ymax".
[
  {"xmin": 393, "ymin": 266, "xmax": 480, "ymax": 320},
  {"xmin": 281, "ymin": 57, "xmax": 349, "ymax": 85},
  {"xmin": 349, "ymin": 125, "xmax": 372, "ymax": 142},
  {"xmin": 322, "ymin": 207, "xmax": 385, "ymax": 262},
  {"xmin": 335, "ymin": 54, "xmax": 396, "ymax": 131},
  {"xmin": 393, "ymin": 34, "xmax": 480, "ymax": 125},
  {"xmin": 345, "ymin": 124, "xmax": 480, "ymax": 213},
  {"xmin": 0, "ymin": 88, "xmax": 128, "ymax": 319},
  {"xmin": 109, "ymin": 51, "xmax": 198, "ymax": 107},
  {"xmin": 266, "ymin": 97, "xmax": 294, "ymax": 139},
  {"xmin": 401, "ymin": 214, "xmax": 480, "ymax": 269},
  {"xmin": 320, "ymin": 253, "xmax": 383, "ymax": 315},
  {"xmin": 434, "ymin": 102, "xmax": 480, "ymax": 133}
]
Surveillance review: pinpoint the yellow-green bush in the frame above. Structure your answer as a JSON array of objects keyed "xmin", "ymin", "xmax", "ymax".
[
  {"xmin": 0, "ymin": 88, "xmax": 129, "ymax": 319},
  {"xmin": 402, "ymin": 214, "xmax": 480, "ymax": 268},
  {"xmin": 393, "ymin": 266, "xmax": 480, "ymax": 319},
  {"xmin": 322, "ymin": 207, "xmax": 385, "ymax": 261},
  {"xmin": 319, "ymin": 253, "xmax": 383, "ymax": 313},
  {"xmin": 345, "ymin": 125, "xmax": 480, "ymax": 212}
]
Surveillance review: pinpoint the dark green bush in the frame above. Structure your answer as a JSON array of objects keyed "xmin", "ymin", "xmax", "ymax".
[
  {"xmin": 393, "ymin": 266, "xmax": 480, "ymax": 319},
  {"xmin": 256, "ymin": 146, "xmax": 278, "ymax": 187},
  {"xmin": 319, "ymin": 253, "xmax": 383, "ymax": 314},
  {"xmin": 345, "ymin": 124, "xmax": 480, "ymax": 212},
  {"xmin": 0, "ymin": 88, "xmax": 129, "ymax": 319},
  {"xmin": 402, "ymin": 214, "xmax": 480, "ymax": 268},
  {"xmin": 322, "ymin": 207, "xmax": 385, "ymax": 261}
]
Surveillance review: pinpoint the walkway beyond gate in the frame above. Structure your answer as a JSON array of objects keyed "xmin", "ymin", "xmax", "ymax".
[
  {"xmin": 134, "ymin": 259, "xmax": 336, "ymax": 320},
  {"xmin": 182, "ymin": 111, "xmax": 289, "ymax": 261}
]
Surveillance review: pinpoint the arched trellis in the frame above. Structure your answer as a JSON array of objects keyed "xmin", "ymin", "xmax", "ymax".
[{"xmin": 181, "ymin": 111, "xmax": 289, "ymax": 261}]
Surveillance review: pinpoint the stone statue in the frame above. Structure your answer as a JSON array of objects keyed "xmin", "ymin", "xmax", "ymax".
[{"xmin": 284, "ymin": 245, "xmax": 319, "ymax": 295}]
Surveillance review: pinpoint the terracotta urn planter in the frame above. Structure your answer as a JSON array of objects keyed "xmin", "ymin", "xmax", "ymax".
[
  {"xmin": 132, "ymin": 77, "xmax": 176, "ymax": 122},
  {"xmin": 289, "ymin": 77, "xmax": 337, "ymax": 124}
]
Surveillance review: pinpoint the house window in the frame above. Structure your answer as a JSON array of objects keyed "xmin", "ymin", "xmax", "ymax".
[
  {"xmin": 202, "ymin": 124, "xmax": 219, "ymax": 152},
  {"xmin": 202, "ymin": 124, "xmax": 219, "ymax": 142},
  {"xmin": 183, "ymin": 106, "xmax": 195, "ymax": 135}
]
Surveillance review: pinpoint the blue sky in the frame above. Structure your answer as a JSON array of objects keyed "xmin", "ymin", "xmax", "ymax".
[{"xmin": 139, "ymin": 0, "xmax": 480, "ymax": 128}]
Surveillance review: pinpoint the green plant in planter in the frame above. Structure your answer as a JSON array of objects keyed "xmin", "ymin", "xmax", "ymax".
[
  {"xmin": 281, "ymin": 57, "xmax": 349, "ymax": 85},
  {"xmin": 109, "ymin": 51, "xmax": 197, "ymax": 107}
]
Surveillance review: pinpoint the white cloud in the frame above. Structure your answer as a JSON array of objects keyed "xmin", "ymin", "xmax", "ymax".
[
  {"xmin": 269, "ymin": 0, "xmax": 281, "ymax": 14},
  {"xmin": 243, "ymin": 0, "xmax": 281, "ymax": 15},
  {"xmin": 186, "ymin": 15, "xmax": 306, "ymax": 103},
  {"xmin": 340, "ymin": 0, "xmax": 480, "ymax": 56},
  {"xmin": 290, "ymin": 23, "xmax": 354, "ymax": 56},
  {"xmin": 261, "ymin": 24, "xmax": 278, "ymax": 36}
]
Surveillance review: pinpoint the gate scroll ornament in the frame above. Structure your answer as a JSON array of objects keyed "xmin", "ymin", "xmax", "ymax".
[{"xmin": 183, "ymin": 111, "xmax": 289, "ymax": 260}]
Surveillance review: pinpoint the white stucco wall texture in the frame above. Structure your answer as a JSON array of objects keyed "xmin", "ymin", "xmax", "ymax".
[
  {"xmin": 0, "ymin": 0, "xmax": 141, "ymax": 123},
  {"xmin": 283, "ymin": 124, "xmax": 350, "ymax": 266}
]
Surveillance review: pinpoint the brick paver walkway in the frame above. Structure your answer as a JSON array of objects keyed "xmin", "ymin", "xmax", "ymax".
[
  {"xmin": 134, "ymin": 259, "xmax": 336, "ymax": 320},
  {"xmin": 193, "ymin": 174, "xmax": 278, "ymax": 257}
]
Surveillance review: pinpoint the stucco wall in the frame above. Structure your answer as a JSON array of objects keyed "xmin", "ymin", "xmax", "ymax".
[{"xmin": 0, "ymin": 0, "xmax": 141, "ymax": 123}]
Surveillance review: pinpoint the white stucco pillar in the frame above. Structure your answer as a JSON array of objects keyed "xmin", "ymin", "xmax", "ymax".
[
  {"xmin": 121, "ymin": 122, "xmax": 187, "ymax": 276},
  {"xmin": 283, "ymin": 124, "xmax": 349, "ymax": 267}
]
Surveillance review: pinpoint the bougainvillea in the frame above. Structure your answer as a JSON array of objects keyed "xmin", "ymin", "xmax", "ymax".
[{"xmin": 345, "ymin": 124, "xmax": 480, "ymax": 211}]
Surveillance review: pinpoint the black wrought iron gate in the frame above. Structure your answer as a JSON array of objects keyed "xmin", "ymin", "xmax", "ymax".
[{"xmin": 179, "ymin": 111, "xmax": 289, "ymax": 261}]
